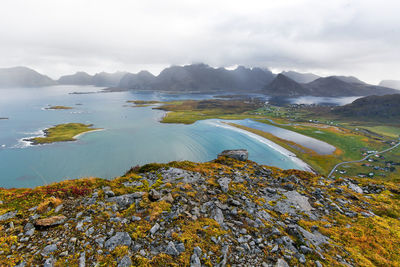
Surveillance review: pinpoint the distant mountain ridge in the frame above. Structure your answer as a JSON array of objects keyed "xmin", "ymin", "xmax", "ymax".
[
  {"xmin": 0, "ymin": 67, "xmax": 56, "ymax": 87},
  {"xmin": 57, "ymin": 72, "xmax": 93, "ymax": 85},
  {"xmin": 119, "ymin": 64, "xmax": 276, "ymax": 92},
  {"xmin": 264, "ymin": 74, "xmax": 398, "ymax": 97},
  {"xmin": 58, "ymin": 71, "xmax": 127, "ymax": 87},
  {"xmin": 281, "ymin": 71, "xmax": 320, "ymax": 83},
  {"xmin": 1, "ymin": 64, "xmax": 399, "ymax": 97}
]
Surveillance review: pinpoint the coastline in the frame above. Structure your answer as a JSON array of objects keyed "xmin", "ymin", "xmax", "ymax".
[
  {"xmin": 17, "ymin": 128, "xmax": 48, "ymax": 148},
  {"xmin": 73, "ymin": 128, "xmax": 104, "ymax": 139},
  {"xmin": 208, "ymin": 120, "xmax": 314, "ymax": 172},
  {"xmin": 20, "ymin": 127, "xmax": 104, "ymax": 147}
]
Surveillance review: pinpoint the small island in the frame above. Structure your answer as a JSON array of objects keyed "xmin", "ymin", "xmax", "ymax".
[
  {"xmin": 126, "ymin": 100, "xmax": 161, "ymax": 107},
  {"xmin": 25, "ymin": 123, "xmax": 101, "ymax": 145},
  {"xmin": 0, "ymin": 117, "xmax": 8, "ymax": 120},
  {"xmin": 45, "ymin": 105, "xmax": 73, "ymax": 110}
]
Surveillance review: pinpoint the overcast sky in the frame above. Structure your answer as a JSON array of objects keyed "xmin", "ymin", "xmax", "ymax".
[{"xmin": 0, "ymin": 0, "xmax": 399, "ymax": 84}]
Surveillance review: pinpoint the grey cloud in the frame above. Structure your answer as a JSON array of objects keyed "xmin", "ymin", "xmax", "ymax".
[{"xmin": 0, "ymin": 0, "xmax": 399, "ymax": 83}]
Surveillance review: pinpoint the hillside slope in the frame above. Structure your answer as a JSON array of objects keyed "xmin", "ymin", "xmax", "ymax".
[
  {"xmin": 264, "ymin": 74, "xmax": 399, "ymax": 97},
  {"xmin": 334, "ymin": 94, "xmax": 400, "ymax": 120},
  {"xmin": 0, "ymin": 151, "xmax": 399, "ymax": 266},
  {"xmin": 58, "ymin": 72, "xmax": 93, "ymax": 85}
]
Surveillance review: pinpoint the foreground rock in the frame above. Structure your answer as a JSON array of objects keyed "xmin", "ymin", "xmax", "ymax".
[
  {"xmin": 34, "ymin": 215, "xmax": 67, "ymax": 228},
  {"xmin": 0, "ymin": 151, "xmax": 398, "ymax": 266}
]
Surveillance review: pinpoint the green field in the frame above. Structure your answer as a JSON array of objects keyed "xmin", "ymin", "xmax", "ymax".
[
  {"xmin": 156, "ymin": 99, "xmax": 399, "ymax": 178},
  {"xmin": 27, "ymin": 123, "xmax": 100, "ymax": 144},
  {"xmin": 156, "ymin": 99, "xmax": 264, "ymax": 124}
]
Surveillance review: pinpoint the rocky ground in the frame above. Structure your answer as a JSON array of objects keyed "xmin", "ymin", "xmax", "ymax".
[{"xmin": 0, "ymin": 150, "xmax": 400, "ymax": 266}]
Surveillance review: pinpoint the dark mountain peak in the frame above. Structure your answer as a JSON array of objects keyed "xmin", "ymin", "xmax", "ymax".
[
  {"xmin": 264, "ymin": 74, "xmax": 308, "ymax": 96},
  {"xmin": 311, "ymin": 76, "xmax": 346, "ymax": 84},
  {"xmin": 75, "ymin": 71, "xmax": 90, "ymax": 75},
  {"xmin": 273, "ymin": 73, "xmax": 301, "ymax": 85},
  {"xmin": 118, "ymin": 70, "xmax": 156, "ymax": 89},
  {"xmin": 137, "ymin": 70, "xmax": 155, "ymax": 78},
  {"xmin": 332, "ymin": 75, "xmax": 366, "ymax": 84},
  {"xmin": 183, "ymin": 63, "xmax": 210, "ymax": 70},
  {"xmin": 234, "ymin": 65, "xmax": 247, "ymax": 71},
  {"xmin": 276, "ymin": 73, "xmax": 291, "ymax": 80},
  {"xmin": 281, "ymin": 70, "xmax": 320, "ymax": 83},
  {"xmin": 92, "ymin": 71, "xmax": 128, "ymax": 87},
  {"xmin": 58, "ymin": 71, "xmax": 93, "ymax": 85}
]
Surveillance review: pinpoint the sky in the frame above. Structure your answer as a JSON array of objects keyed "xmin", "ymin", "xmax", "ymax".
[{"xmin": 0, "ymin": 0, "xmax": 399, "ymax": 84}]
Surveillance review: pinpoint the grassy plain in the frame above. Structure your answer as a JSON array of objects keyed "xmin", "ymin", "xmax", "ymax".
[{"xmin": 156, "ymin": 99, "xmax": 264, "ymax": 124}]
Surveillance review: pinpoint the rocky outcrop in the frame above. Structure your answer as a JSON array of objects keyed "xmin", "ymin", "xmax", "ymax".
[
  {"xmin": 218, "ymin": 149, "xmax": 249, "ymax": 161},
  {"xmin": 0, "ymin": 151, "xmax": 397, "ymax": 266},
  {"xmin": 34, "ymin": 215, "xmax": 66, "ymax": 228}
]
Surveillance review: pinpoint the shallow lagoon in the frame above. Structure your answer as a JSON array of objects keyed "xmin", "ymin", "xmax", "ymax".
[{"xmin": 0, "ymin": 86, "xmax": 347, "ymax": 188}]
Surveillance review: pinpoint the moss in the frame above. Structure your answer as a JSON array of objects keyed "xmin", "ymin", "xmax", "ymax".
[
  {"xmin": 150, "ymin": 178, "xmax": 164, "ymax": 190},
  {"xmin": 37, "ymin": 197, "xmax": 62, "ymax": 213},
  {"xmin": 171, "ymin": 217, "xmax": 227, "ymax": 265},
  {"xmin": 127, "ymin": 221, "xmax": 152, "ymax": 240}
]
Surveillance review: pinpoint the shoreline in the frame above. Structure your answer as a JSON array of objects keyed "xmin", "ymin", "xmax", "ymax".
[
  {"xmin": 73, "ymin": 128, "xmax": 104, "ymax": 139},
  {"xmin": 19, "ymin": 127, "xmax": 104, "ymax": 147},
  {"xmin": 209, "ymin": 120, "xmax": 314, "ymax": 172}
]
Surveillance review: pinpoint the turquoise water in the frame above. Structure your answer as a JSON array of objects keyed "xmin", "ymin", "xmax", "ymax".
[{"xmin": 0, "ymin": 86, "xmax": 312, "ymax": 188}]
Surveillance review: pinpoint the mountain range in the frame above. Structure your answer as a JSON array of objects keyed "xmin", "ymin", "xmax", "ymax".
[
  {"xmin": 118, "ymin": 64, "xmax": 275, "ymax": 92},
  {"xmin": 0, "ymin": 65, "xmax": 398, "ymax": 97}
]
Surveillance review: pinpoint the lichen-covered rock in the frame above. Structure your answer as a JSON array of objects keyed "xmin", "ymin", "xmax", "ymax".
[
  {"xmin": 41, "ymin": 244, "xmax": 57, "ymax": 256},
  {"xmin": 0, "ymin": 155, "xmax": 398, "ymax": 266},
  {"xmin": 0, "ymin": 211, "xmax": 17, "ymax": 221},
  {"xmin": 218, "ymin": 149, "xmax": 248, "ymax": 161},
  {"xmin": 105, "ymin": 232, "xmax": 132, "ymax": 251},
  {"xmin": 106, "ymin": 192, "xmax": 145, "ymax": 209},
  {"xmin": 149, "ymin": 189, "xmax": 161, "ymax": 201},
  {"xmin": 165, "ymin": 241, "xmax": 180, "ymax": 256},
  {"xmin": 118, "ymin": 255, "xmax": 132, "ymax": 267},
  {"xmin": 217, "ymin": 177, "xmax": 231, "ymax": 193},
  {"xmin": 34, "ymin": 215, "xmax": 66, "ymax": 228}
]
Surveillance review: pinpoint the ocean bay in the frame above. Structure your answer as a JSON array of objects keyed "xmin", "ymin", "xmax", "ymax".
[{"xmin": 0, "ymin": 85, "xmax": 342, "ymax": 188}]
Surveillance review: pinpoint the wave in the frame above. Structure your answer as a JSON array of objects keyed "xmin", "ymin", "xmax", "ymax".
[{"xmin": 13, "ymin": 128, "xmax": 47, "ymax": 148}]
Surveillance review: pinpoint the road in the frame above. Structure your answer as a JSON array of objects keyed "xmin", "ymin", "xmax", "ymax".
[{"xmin": 328, "ymin": 141, "xmax": 400, "ymax": 178}]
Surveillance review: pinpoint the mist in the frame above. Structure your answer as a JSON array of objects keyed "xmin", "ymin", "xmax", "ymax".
[{"xmin": 0, "ymin": 0, "xmax": 399, "ymax": 84}]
